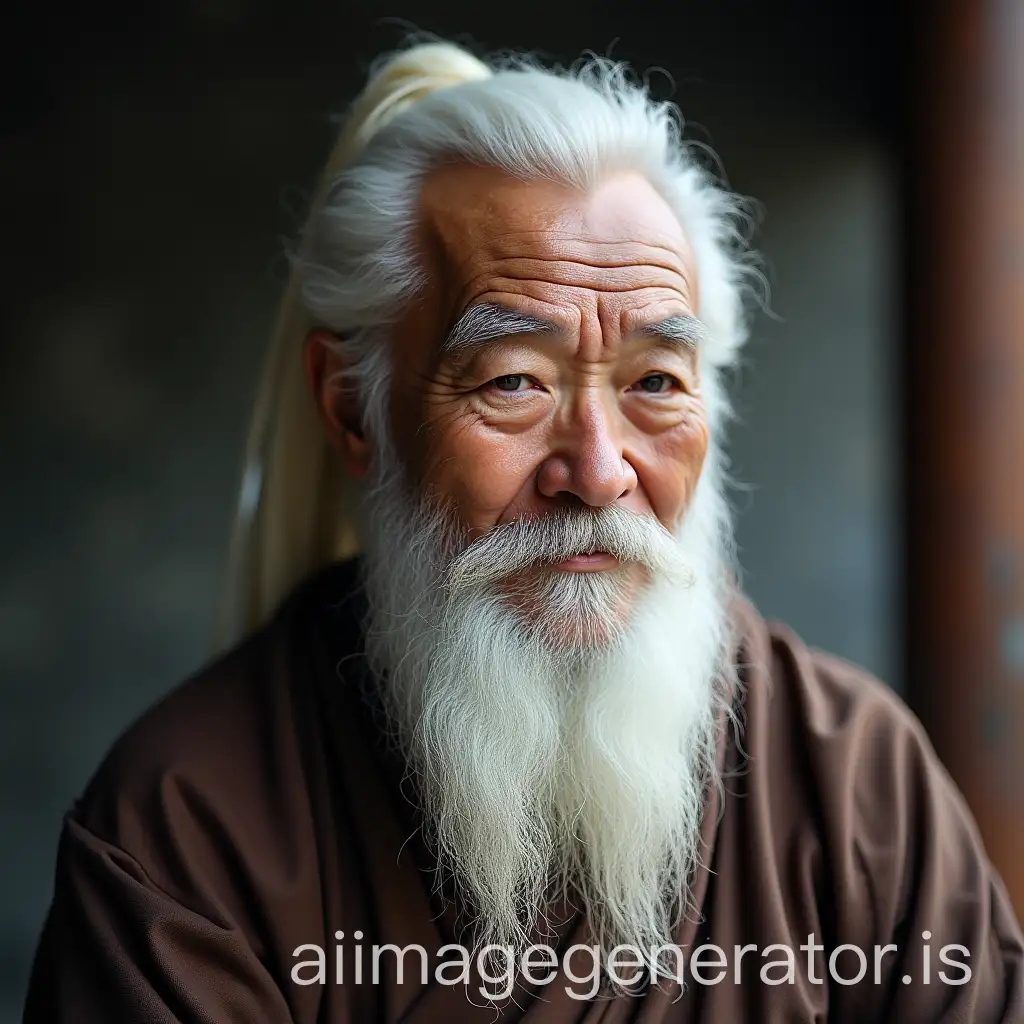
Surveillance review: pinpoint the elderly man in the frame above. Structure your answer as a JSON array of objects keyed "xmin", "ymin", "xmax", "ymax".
[{"xmin": 24, "ymin": 40, "xmax": 1024, "ymax": 1023}]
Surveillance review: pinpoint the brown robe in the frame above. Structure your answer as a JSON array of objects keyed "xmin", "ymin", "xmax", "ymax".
[{"xmin": 23, "ymin": 559, "xmax": 1024, "ymax": 1022}]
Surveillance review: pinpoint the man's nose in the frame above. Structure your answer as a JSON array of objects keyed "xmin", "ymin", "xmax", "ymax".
[{"xmin": 535, "ymin": 399, "xmax": 638, "ymax": 507}]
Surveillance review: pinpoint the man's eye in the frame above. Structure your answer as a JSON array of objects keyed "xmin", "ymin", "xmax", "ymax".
[
  {"xmin": 491, "ymin": 374, "xmax": 531, "ymax": 392},
  {"xmin": 634, "ymin": 373, "xmax": 677, "ymax": 393}
]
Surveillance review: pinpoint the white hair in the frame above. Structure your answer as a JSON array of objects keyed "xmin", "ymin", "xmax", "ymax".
[{"xmin": 216, "ymin": 37, "xmax": 757, "ymax": 650}]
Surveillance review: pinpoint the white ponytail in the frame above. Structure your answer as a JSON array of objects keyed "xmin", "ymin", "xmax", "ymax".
[{"xmin": 215, "ymin": 43, "xmax": 493, "ymax": 648}]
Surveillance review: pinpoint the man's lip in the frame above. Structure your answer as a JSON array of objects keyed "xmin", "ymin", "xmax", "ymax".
[{"xmin": 551, "ymin": 551, "xmax": 621, "ymax": 572}]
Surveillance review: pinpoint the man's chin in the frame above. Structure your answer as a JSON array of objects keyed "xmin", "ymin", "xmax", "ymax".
[
  {"xmin": 533, "ymin": 611, "xmax": 624, "ymax": 651},
  {"xmin": 498, "ymin": 563, "xmax": 647, "ymax": 651}
]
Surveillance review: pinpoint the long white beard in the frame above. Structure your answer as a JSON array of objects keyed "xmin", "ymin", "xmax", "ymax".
[{"xmin": 356, "ymin": 436, "xmax": 736, "ymax": 983}]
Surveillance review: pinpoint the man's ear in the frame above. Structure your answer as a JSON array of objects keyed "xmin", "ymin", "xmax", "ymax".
[{"xmin": 303, "ymin": 328, "xmax": 371, "ymax": 479}]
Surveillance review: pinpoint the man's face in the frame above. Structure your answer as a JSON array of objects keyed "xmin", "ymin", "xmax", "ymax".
[{"xmin": 387, "ymin": 165, "xmax": 709, "ymax": 563}]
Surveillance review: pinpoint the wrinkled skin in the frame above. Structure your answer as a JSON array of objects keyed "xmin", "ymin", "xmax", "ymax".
[{"xmin": 306, "ymin": 165, "xmax": 709, "ymax": 599}]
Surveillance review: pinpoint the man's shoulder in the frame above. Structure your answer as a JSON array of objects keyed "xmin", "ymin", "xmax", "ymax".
[
  {"xmin": 732, "ymin": 596, "xmax": 928, "ymax": 757},
  {"xmin": 67, "ymin": 562, "xmax": 363, "ymax": 897},
  {"xmin": 729, "ymin": 595, "xmax": 968, "ymax": 839},
  {"xmin": 79, "ymin": 620, "xmax": 287, "ymax": 827},
  {"xmin": 732, "ymin": 596, "xmax": 980, "ymax": 864},
  {"xmin": 71, "ymin": 614, "xmax": 294, "ymax": 863}
]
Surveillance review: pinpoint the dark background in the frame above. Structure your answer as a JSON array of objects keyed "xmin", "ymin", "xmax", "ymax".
[{"xmin": 2, "ymin": 1, "xmax": 910, "ymax": 1016}]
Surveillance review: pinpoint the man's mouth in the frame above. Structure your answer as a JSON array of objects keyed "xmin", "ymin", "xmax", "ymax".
[{"xmin": 551, "ymin": 551, "xmax": 621, "ymax": 572}]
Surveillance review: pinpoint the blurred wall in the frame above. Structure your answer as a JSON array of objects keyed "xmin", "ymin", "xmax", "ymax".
[
  {"xmin": 730, "ymin": 133, "xmax": 897, "ymax": 686},
  {"xmin": 0, "ymin": 3, "xmax": 900, "ymax": 1017}
]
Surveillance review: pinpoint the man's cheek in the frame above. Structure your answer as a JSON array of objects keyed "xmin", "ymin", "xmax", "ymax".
[
  {"xmin": 641, "ymin": 428, "xmax": 708, "ymax": 525},
  {"xmin": 434, "ymin": 452, "xmax": 539, "ymax": 533}
]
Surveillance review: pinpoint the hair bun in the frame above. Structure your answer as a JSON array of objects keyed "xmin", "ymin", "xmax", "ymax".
[{"xmin": 337, "ymin": 42, "xmax": 492, "ymax": 163}]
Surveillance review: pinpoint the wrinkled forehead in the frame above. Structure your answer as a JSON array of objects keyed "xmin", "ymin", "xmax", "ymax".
[{"xmin": 414, "ymin": 163, "xmax": 699, "ymax": 323}]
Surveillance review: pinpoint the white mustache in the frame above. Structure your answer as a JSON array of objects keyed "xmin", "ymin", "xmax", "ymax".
[{"xmin": 442, "ymin": 505, "xmax": 694, "ymax": 591}]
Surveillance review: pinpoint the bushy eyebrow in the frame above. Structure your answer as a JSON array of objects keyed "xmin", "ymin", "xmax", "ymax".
[
  {"xmin": 639, "ymin": 314, "xmax": 709, "ymax": 352},
  {"xmin": 440, "ymin": 303, "xmax": 559, "ymax": 354},
  {"xmin": 439, "ymin": 303, "xmax": 709, "ymax": 356}
]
